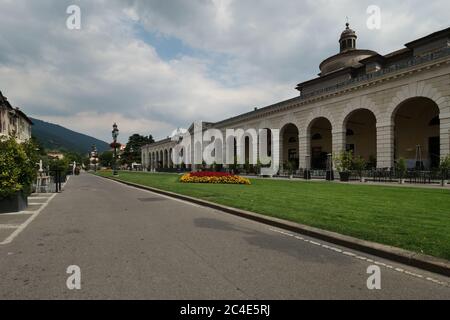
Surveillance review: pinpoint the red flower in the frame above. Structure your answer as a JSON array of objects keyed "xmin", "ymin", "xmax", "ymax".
[{"xmin": 190, "ymin": 171, "xmax": 232, "ymax": 177}]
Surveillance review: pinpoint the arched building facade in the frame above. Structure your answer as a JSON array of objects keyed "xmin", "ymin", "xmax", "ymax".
[{"xmin": 142, "ymin": 25, "xmax": 450, "ymax": 173}]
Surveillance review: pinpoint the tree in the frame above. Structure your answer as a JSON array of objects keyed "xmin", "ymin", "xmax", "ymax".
[
  {"xmin": 122, "ymin": 134, "xmax": 154, "ymax": 165},
  {"xmin": 64, "ymin": 151, "xmax": 84, "ymax": 165},
  {"xmin": 99, "ymin": 151, "xmax": 114, "ymax": 167}
]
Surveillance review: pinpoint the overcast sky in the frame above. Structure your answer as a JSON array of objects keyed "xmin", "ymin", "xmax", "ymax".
[{"xmin": 0, "ymin": 0, "xmax": 448, "ymax": 143}]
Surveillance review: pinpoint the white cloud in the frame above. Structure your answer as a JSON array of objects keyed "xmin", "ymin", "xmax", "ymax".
[{"xmin": 0, "ymin": 0, "xmax": 449, "ymax": 143}]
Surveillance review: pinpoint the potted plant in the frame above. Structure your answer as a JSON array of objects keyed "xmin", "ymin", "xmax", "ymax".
[
  {"xmin": 439, "ymin": 155, "xmax": 450, "ymax": 186},
  {"xmin": 396, "ymin": 158, "xmax": 407, "ymax": 184},
  {"xmin": 0, "ymin": 138, "xmax": 38, "ymax": 214},
  {"xmin": 334, "ymin": 150, "xmax": 353, "ymax": 182},
  {"xmin": 284, "ymin": 161, "xmax": 295, "ymax": 179},
  {"xmin": 352, "ymin": 155, "xmax": 366, "ymax": 183}
]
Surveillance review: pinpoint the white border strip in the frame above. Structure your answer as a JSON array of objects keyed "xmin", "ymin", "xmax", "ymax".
[
  {"xmin": 0, "ymin": 193, "xmax": 57, "ymax": 245},
  {"xmin": 269, "ymin": 227, "xmax": 450, "ymax": 288}
]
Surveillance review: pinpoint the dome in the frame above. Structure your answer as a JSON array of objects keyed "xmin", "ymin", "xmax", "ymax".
[
  {"xmin": 319, "ymin": 49, "xmax": 377, "ymax": 75},
  {"xmin": 318, "ymin": 23, "xmax": 378, "ymax": 76}
]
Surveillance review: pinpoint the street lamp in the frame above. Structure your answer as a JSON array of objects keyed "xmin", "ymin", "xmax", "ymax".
[{"xmin": 112, "ymin": 123, "xmax": 120, "ymax": 176}]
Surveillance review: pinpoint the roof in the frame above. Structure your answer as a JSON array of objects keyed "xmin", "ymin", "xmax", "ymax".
[
  {"xmin": 14, "ymin": 108, "xmax": 34, "ymax": 125},
  {"xmin": 0, "ymin": 91, "xmax": 13, "ymax": 110},
  {"xmin": 0, "ymin": 91, "xmax": 33, "ymax": 125},
  {"xmin": 405, "ymin": 27, "xmax": 450, "ymax": 48}
]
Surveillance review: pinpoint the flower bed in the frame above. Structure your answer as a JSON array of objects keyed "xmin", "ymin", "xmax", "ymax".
[
  {"xmin": 180, "ymin": 172, "xmax": 251, "ymax": 185},
  {"xmin": 190, "ymin": 171, "xmax": 232, "ymax": 177}
]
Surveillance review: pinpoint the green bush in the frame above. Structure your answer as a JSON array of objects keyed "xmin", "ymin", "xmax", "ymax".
[
  {"xmin": 334, "ymin": 150, "xmax": 353, "ymax": 173},
  {"xmin": 0, "ymin": 138, "xmax": 38, "ymax": 198},
  {"xmin": 440, "ymin": 155, "xmax": 450, "ymax": 179},
  {"xmin": 396, "ymin": 158, "xmax": 408, "ymax": 178},
  {"xmin": 352, "ymin": 155, "xmax": 366, "ymax": 178}
]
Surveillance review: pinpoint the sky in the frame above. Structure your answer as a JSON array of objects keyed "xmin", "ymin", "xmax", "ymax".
[{"xmin": 0, "ymin": 0, "xmax": 449, "ymax": 143}]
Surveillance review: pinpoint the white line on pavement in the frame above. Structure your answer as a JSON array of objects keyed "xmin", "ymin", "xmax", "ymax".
[
  {"xmin": 0, "ymin": 225, "xmax": 20, "ymax": 230},
  {"xmin": 268, "ymin": 227, "xmax": 450, "ymax": 288},
  {"xmin": 0, "ymin": 193, "xmax": 57, "ymax": 246}
]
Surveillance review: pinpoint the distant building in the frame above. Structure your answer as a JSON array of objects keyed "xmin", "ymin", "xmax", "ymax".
[
  {"xmin": 0, "ymin": 91, "xmax": 33, "ymax": 143},
  {"xmin": 47, "ymin": 152, "xmax": 65, "ymax": 160}
]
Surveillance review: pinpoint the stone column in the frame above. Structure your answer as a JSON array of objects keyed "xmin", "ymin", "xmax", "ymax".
[
  {"xmin": 376, "ymin": 123, "xmax": 395, "ymax": 169},
  {"xmin": 299, "ymin": 133, "xmax": 310, "ymax": 169},
  {"xmin": 278, "ymin": 134, "xmax": 284, "ymax": 170},
  {"xmin": 441, "ymin": 113, "xmax": 450, "ymax": 158},
  {"xmin": 332, "ymin": 130, "xmax": 346, "ymax": 156}
]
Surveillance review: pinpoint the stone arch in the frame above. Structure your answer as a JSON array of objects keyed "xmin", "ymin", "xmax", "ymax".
[
  {"xmin": 304, "ymin": 107, "xmax": 336, "ymax": 132},
  {"xmin": 340, "ymin": 96, "xmax": 381, "ymax": 131},
  {"xmin": 280, "ymin": 122, "xmax": 300, "ymax": 169},
  {"xmin": 278, "ymin": 113, "xmax": 302, "ymax": 134},
  {"xmin": 384, "ymin": 83, "xmax": 448, "ymax": 124},
  {"xmin": 258, "ymin": 119, "xmax": 272, "ymax": 131}
]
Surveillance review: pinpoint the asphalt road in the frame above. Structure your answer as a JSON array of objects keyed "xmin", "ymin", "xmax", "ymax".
[{"xmin": 0, "ymin": 173, "xmax": 449, "ymax": 299}]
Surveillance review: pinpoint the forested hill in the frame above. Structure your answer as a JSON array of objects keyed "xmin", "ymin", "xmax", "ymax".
[{"xmin": 30, "ymin": 118, "xmax": 110, "ymax": 154}]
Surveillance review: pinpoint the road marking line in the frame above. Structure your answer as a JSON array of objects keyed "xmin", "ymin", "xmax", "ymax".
[
  {"xmin": 268, "ymin": 227, "xmax": 450, "ymax": 288},
  {"xmin": 0, "ymin": 193, "xmax": 57, "ymax": 246},
  {"xmin": 0, "ymin": 225, "xmax": 19, "ymax": 229}
]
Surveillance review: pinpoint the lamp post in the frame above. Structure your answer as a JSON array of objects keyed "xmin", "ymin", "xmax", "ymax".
[{"xmin": 112, "ymin": 123, "xmax": 120, "ymax": 176}]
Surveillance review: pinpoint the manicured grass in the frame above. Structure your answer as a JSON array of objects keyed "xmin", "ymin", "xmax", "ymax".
[{"xmin": 97, "ymin": 171, "xmax": 450, "ymax": 260}]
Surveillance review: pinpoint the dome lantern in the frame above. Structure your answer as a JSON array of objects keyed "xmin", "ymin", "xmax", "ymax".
[{"xmin": 339, "ymin": 22, "xmax": 357, "ymax": 52}]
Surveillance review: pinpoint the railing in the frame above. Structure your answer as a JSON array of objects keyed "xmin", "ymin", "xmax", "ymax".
[
  {"xmin": 348, "ymin": 169, "xmax": 448, "ymax": 184},
  {"xmin": 301, "ymin": 47, "xmax": 450, "ymax": 100}
]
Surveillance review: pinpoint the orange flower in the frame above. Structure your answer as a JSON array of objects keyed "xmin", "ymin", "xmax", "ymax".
[{"xmin": 180, "ymin": 173, "xmax": 251, "ymax": 185}]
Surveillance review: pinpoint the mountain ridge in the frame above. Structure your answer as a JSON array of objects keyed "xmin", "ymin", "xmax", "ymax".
[{"xmin": 30, "ymin": 117, "xmax": 110, "ymax": 154}]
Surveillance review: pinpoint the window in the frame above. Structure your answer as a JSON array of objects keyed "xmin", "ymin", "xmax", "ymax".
[
  {"xmin": 288, "ymin": 137, "xmax": 297, "ymax": 143},
  {"xmin": 312, "ymin": 133, "xmax": 322, "ymax": 140},
  {"xmin": 288, "ymin": 149, "xmax": 298, "ymax": 161},
  {"xmin": 346, "ymin": 129, "xmax": 355, "ymax": 136}
]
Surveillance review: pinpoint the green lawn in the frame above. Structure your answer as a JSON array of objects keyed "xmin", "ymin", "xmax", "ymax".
[{"xmin": 97, "ymin": 171, "xmax": 450, "ymax": 260}]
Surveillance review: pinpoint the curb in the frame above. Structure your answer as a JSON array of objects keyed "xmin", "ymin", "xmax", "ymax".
[{"xmin": 98, "ymin": 174, "xmax": 450, "ymax": 278}]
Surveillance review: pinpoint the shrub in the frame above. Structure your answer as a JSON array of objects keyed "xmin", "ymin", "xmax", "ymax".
[
  {"xmin": 0, "ymin": 138, "xmax": 38, "ymax": 198},
  {"xmin": 440, "ymin": 155, "xmax": 450, "ymax": 179},
  {"xmin": 396, "ymin": 158, "xmax": 408, "ymax": 178},
  {"xmin": 352, "ymin": 156, "xmax": 366, "ymax": 178},
  {"xmin": 334, "ymin": 150, "xmax": 353, "ymax": 173},
  {"xmin": 284, "ymin": 161, "xmax": 295, "ymax": 175}
]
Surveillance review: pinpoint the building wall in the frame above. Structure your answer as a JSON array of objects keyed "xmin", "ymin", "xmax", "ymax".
[
  {"xmin": 0, "ymin": 107, "xmax": 32, "ymax": 143},
  {"xmin": 142, "ymin": 50, "xmax": 450, "ymax": 171}
]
